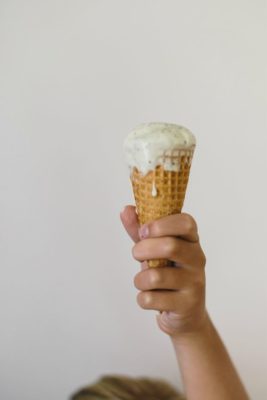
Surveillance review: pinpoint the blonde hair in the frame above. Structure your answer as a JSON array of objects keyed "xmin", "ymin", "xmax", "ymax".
[{"xmin": 70, "ymin": 374, "xmax": 185, "ymax": 400}]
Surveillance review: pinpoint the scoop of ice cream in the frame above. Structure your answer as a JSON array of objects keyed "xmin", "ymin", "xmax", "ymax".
[{"xmin": 124, "ymin": 122, "xmax": 196, "ymax": 175}]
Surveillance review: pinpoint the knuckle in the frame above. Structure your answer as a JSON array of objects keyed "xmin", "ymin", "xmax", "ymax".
[
  {"xmin": 192, "ymin": 275, "xmax": 205, "ymax": 300},
  {"xmin": 150, "ymin": 221, "xmax": 162, "ymax": 237},
  {"xmin": 187, "ymin": 287, "xmax": 199, "ymax": 309},
  {"xmin": 200, "ymin": 250, "xmax": 206, "ymax": 268},
  {"xmin": 195, "ymin": 247, "xmax": 206, "ymax": 269},
  {"xmin": 182, "ymin": 213, "xmax": 197, "ymax": 235},
  {"xmin": 194, "ymin": 273, "xmax": 206, "ymax": 291},
  {"xmin": 164, "ymin": 237, "xmax": 178, "ymax": 258}
]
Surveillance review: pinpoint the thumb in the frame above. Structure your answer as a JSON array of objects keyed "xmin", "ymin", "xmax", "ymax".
[{"xmin": 120, "ymin": 205, "xmax": 140, "ymax": 243}]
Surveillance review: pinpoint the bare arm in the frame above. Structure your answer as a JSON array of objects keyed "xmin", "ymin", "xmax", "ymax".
[
  {"xmin": 171, "ymin": 313, "xmax": 249, "ymax": 399},
  {"xmin": 121, "ymin": 205, "xmax": 249, "ymax": 400}
]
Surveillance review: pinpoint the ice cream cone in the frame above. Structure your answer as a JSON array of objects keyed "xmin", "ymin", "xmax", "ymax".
[
  {"xmin": 124, "ymin": 123, "xmax": 196, "ymax": 268},
  {"xmin": 131, "ymin": 150, "xmax": 194, "ymax": 267}
]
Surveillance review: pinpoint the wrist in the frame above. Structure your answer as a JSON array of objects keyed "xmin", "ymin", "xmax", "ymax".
[{"xmin": 170, "ymin": 310, "xmax": 211, "ymax": 345}]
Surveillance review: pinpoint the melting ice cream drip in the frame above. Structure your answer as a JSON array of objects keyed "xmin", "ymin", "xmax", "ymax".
[{"xmin": 151, "ymin": 181, "xmax": 157, "ymax": 197}]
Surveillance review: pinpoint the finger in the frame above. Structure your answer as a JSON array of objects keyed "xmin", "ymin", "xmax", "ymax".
[
  {"xmin": 132, "ymin": 237, "xmax": 205, "ymax": 269},
  {"xmin": 120, "ymin": 205, "xmax": 140, "ymax": 243},
  {"xmin": 141, "ymin": 261, "xmax": 149, "ymax": 271},
  {"xmin": 137, "ymin": 290, "xmax": 190, "ymax": 312},
  {"xmin": 134, "ymin": 267, "xmax": 194, "ymax": 291},
  {"xmin": 138, "ymin": 213, "xmax": 199, "ymax": 242}
]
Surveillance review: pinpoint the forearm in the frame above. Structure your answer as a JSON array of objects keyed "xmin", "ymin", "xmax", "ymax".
[{"xmin": 171, "ymin": 313, "xmax": 249, "ymax": 400}]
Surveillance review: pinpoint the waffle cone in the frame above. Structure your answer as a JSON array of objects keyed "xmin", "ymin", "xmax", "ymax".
[{"xmin": 130, "ymin": 150, "xmax": 194, "ymax": 267}]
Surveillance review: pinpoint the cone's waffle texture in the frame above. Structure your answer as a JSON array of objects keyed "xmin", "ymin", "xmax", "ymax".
[{"xmin": 131, "ymin": 150, "xmax": 194, "ymax": 267}]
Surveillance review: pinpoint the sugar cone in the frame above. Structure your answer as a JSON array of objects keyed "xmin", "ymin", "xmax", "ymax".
[{"xmin": 130, "ymin": 149, "xmax": 194, "ymax": 267}]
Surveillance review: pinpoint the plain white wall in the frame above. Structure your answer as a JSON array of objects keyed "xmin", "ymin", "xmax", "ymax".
[{"xmin": 0, "ymin": 1, "xmax": 266, "ymax": 399}]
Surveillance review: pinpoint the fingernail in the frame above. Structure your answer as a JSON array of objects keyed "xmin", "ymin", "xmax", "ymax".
[{"xmin": 139, "ymin": 224, "xmax": 149, "ymax": 239}]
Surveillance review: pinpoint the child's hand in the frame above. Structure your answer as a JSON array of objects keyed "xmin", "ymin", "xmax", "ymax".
[{"xmin": 120, "ymin": 205, "xmax": 207, "ymax": 338}]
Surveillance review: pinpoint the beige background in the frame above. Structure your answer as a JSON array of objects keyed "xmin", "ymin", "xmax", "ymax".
[{"xmin": 0, "ymin": 1, "xmax": 266, "ymax": 399}]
